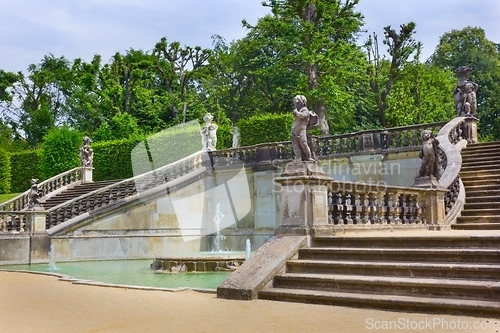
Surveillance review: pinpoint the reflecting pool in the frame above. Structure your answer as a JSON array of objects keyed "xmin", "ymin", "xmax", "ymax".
[{"xmin": 0, "ymin": 259, "xmax": 232, "ymax": 290}]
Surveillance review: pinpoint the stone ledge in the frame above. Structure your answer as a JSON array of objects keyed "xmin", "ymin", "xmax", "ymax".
[{"xmin": 217, "ymin": 235, "xmax": 306, "ymax": 300}]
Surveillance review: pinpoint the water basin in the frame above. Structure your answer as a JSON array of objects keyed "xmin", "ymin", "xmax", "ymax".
[{"xmin": 0, "ymin": 259, "xmax": 232, "ymax": 290}]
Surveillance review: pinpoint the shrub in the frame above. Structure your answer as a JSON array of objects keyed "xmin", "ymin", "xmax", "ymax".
[
  {"xmin": 238, "ymin": 113, "xmax": 294, "ymax": 146},
  {"xmin": 0, "ymin": 149, "xmax": 10, "ymax": 194},
  {"xmin": 40, "ymin": 127, "xmax": 82, "ymax": 179},
  {"xmin": 9, "ymin": 150, "xmax": 41, "ymax": 193}
]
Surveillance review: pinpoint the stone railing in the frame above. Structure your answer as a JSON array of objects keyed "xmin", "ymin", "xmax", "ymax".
[
  {"xmin": 45, "ymin": 151, "xmax": 206, "ymax": 232},
  {"xmin": 436, "ymin": 116, "xmax": 471, "ymax": 224},
  {"xmin": 0, "ymin": 167, "xmax": 81, "ymax": 212},
  {"xmin": 327, "ymin": 180, "xmax": 426, "ymax": 229},
  {"xmin": 0, "ymin": 211, "xmax": 31, "ymax": 234},
  {"xmin": 212, "ymin": 121, "xmax": 447, "ymax": 166}
]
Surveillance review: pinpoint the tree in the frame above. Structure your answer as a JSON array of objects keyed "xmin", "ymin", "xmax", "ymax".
[
  {"xmin": 428, "ymin": 26, "xmax": 500, "ymax": 140},
  {"xmin": 252, "ymin": 0, "xmax": 365, "ymax": 135}
]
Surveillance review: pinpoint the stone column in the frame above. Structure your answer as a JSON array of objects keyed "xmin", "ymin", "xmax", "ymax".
[
  {"xmin": 274, "ymin": 161, "xmax": 333, "ymax": 238},
  {"xmin": 81, "ymin": 167, "xmax": 94, "ymax": 183}
]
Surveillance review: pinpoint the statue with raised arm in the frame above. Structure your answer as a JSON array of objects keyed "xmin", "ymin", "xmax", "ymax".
[
  {"xmin": 27, "ymin": 178, "xmax": 43, "ymax": 209},
  {"xmin": 291, "ymin": 95, "xmax": 319, "ymax": 161},
  {"xmin": 200, "ymin": 113, "xmax": 218, "ymax": 151},
  {"xmin": 453, "ymin": 66, "xmax": 479, "ymax": 117},
  {"xmin": 418, "ymin": 130, "xmax": 440, "ymax": 179}
]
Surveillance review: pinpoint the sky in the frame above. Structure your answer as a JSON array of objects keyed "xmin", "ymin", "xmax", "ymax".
[{"xmin": 1, "ymin": 0, "xmax": 499, "ymax": 73}]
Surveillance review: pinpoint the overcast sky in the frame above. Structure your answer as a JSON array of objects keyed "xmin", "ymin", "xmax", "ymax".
[{"xmin": 1, "ymin": 0, "xmax": 499, "ymax": 73}]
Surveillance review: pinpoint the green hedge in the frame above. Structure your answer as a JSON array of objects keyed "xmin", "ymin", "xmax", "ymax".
[
  {"xmin": 238, "ymin": 113, "xmax": 294, "ymax": 146},
  {"xmin": 9, "ymin": 150, "xmax": 41, "ymax": 193},
  {"xmin": 40, "ymin": 127, "xmax": 82, "ymax": 179},
  {"xmin": 0, "ymin": 149, "xmax": 10, "ymax": 194}
]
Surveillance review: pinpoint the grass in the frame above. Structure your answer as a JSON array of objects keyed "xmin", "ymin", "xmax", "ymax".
[{"xmin": 0, "ymin": 193, "xmax": 20, "ymax": 204}]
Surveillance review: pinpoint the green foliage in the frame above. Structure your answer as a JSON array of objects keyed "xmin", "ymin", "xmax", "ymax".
[
  {"xmin": 40, "ymin": 127, "xmax": 82, "ymax": 179},
  {"xmin": 9, "ymin": 150, "xmax": 41, "ymax": 193},
  {"xmin": 92, "ymin": 137, "xmax": 142, "ymax": 181},
  {"xmin": 238, "ymin": 113, "xmax": 293, "ymax": 146},
  {"xmin": 428, "ymin": 26, "xmax": 500, "ymax": 139},
  {"xmin": 0, "ymin": 149, "xmax": 10, "ymax": 194},
  {"xmin": 93, "ymin": 112, "xmax": 141, "ymax": 142}
]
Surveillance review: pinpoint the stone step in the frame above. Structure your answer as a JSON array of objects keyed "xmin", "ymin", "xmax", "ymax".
[
  {"xmin": 460, "ymin": 170, "xmax": 500, "ymax": 178},
  {"xmin": 298, "ymin": 248, "xmax": 500, "ymax": 263},
  {"xmin": 462, "ymin": 178, "xmax": 500, "ymax": 186},
  {"xmin": 464, "ymin": 189, "xmax": 500, "ymax": 198},
  {"xmin": 461, "ymin": 159, "xmax": 500, "ymax": 168},
  {"xmin": 258, "ymin": 288, "xmax": 500, "ymax": 316},
  {"xmin": 461, "ymin": 151, "xmax": 500, "ymax": 159},
  {"xmin": 461, "ymin": 164, "xmax": 500, "ymax": 172},
  {"xmin": 456, "ymin": 216, "xmax": 500, "ymax": 224},
  {"xmin": 452, "ymin": 222, "xmax": 500, "ymax": 230},
  {"xmin": 460, "ymin": 208, "xmax": 500, "ymax": 217},
  {"xmin": 463, "ymin": 201, "xmax": 500, "ymax": 210},
  {"xmin": 311, "ymin": 236, "xmax": 500, "ymax": 249},
  {"xmin": 464, "ymin": 195, "xmax": 500, "ymax": 204},
  {"xmin": 462, "ymin": 141, "xmax": 500, "ymax": 151},
  {"xmin": 460, "ymin": 184, "xmax": 500, "ymax": 192},
  {"xmin": 286, "ymin": 260, "xmax": 500, "ymax": 280},
  {"xmin": 271, "ymin": 273, "xmax": 500, "ymax": 301}
]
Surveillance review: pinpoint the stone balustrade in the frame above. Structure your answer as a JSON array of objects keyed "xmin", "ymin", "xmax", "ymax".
[
  {"xmin": 0, "ymin": 167, "xmax": 82, "ymax": 212},
  {"xmin": 0, "ymin": 211, "xmax": 30, "ymax": 233}
]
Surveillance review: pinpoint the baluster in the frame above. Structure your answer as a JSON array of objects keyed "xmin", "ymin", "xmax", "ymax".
[
  {"xmin": 360, "ymin": 193, "xmax": 370, "ymax": 224},
  {"xmin": 333, "ymin": 192, "xmax": 344, "ymax": 225},
  {"xmin": 408, "ymin": 195, "xmax": 415, "ymax": 224},
  {"xmin": 386, "ymin": 192, "xmax": 397, "ymax": 224},
  {"xmin": 376, "ymin": 192, "xmax": 387, "ymax": 225},
  {"xmin": 414, "ymin": 194, "xmax": 423, "ymax": 224},
  {"xmin": 353, "ymin": 194, "xmax": 362, "ymax": 224},
  {"xmin": 19, "ymin": 215, "xmax": 25, "ymax": 232},
  {"xmin": 345, "ymin": 193, "xmax": 353, "ymax": 225},
  {"xmin": 368, "ymin": 192, "xmax": 377, "ymax": 224},
  {"xmin": 1, "ymin": 215, "xmax": 7, "ymax": 232},
  {"xmin": 400, "ymin": 194, "xmax": 409, "ymax": 224}
]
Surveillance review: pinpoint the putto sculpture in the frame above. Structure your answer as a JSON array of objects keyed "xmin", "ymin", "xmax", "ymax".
[
  {"xmin": 291, "ymin": 95, "xmax": 319, "ymax": 161},
  {"xmin": 79, "ymin": 136, "xmax": 94, "ymax": 167},
  {"xmin": 418, "ymin": 130, "xmax": 440, "ymax": 178},
  {"xmin": 27, "ymin": 178, "xmax": 43, "ymax": 209},
  {"xmin": 453, "ymin": 66, "xmax": 479, "ymax": 117},
  {"xmin": 200, "ymin": 113, "xmax": 218, "ymax": 151},
  {"xmin": 230, "ymin": 126, "xmax": 240, "ymax": 148}
]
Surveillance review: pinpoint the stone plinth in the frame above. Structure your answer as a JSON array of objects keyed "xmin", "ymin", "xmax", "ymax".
[
  {"xmin": 28, "ymin": 207, "xmax": 46, "ymax": 233},
  {"xmin": 82, "ymin": 167, "xmax": 94, "ymax": 183},
  {"xmin": 274, "ymin": 161, "xmax": 333, "ymax": 237},
  {"xmin": 413, "ymin": 176, "xmax": 447, "ymax": 230}
]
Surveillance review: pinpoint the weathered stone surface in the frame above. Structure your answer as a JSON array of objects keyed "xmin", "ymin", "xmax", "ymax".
[{"xmin": 217, "ymin": 236, "xmax": 306, "ymax": 300}]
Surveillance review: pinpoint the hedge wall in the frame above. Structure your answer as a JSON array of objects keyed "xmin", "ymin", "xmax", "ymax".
[
  {"xmin": 238, "ymin": 113, "xmax": 294, "ymax": 146},
  {"xmin": 0, "ymin": 149, "xmax": 10, "ymax": 194},
  {"xmin": 9, "ymin": 150, "xmax": 41, "ymax": 193}
]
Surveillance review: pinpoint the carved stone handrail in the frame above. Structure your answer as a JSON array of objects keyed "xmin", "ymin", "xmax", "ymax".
[
  {"xmin": 436, "ymin": 117, "xmax": 468, "ymax": 224},
  {"xmin": 328, "ymin": 180, "xmax": 427, "ymax": 229},
  {"xmin": 212, "ymin": 121, "xmax": 447, "ymax": 166},
  {"xmin": 45, "ymin": 151, "xmax": 206, "ymax": 232},
  {"xmin": 0, "ymin": 211, "xmax": 31, "ymax": 234},
  {"xmin": 0, "ymin": 167, "xmax": 82, "ymax": 212}
]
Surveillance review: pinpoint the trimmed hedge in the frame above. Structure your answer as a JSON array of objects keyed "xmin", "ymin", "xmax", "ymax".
[
  {"xmin": 0, "ymin": 149, "xmax": 10, "ymax": 194},
  {"xmin": 9, "ymin": 150, "xmax": 41, "ymax": 193},
  {"xmin": 40, "ymin": 127, "xmax": 82, "ymax": 180},
  {"xmin": 238, "ymin": 113, "xmax": 294, "ymax": 146}
]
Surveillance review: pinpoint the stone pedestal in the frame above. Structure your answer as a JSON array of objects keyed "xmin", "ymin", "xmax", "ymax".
[
  {"xmin": 274, "ymin": 161, "xmax": 333, "ymax": 237},
  {"xmin": 28, "ymin": 208, "xmax": 46, "ymax": 233},
  {"xmin": 413, "ymin": 176, "xmax": 447, "ymax": 229},
  {"xmin": 82, "ymin": 167, "xmax": 94, "ymax": 183}
]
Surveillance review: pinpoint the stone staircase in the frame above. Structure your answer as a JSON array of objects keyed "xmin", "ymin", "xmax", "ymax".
[
  {"xmin": 41, "ymin": 180, "xmax": 121, "ymax": 210},
  {"xmin": 453, "ymin": 141, "xmax": 500, "ymax": 230},
  {"xmin": 258, "ymin": 234, "xmax": 500, "ymax": 316}
]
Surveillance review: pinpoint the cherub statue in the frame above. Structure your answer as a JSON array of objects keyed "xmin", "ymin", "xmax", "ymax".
[
  {"xmin": 453, "ymin": 66, "xmax": 479, "ymax": 117},
  {"xmin": 79, "ymin": 136, "xmax": 94, "ymax": 167},
  {"xmin": 200, "ymin": 113, "xmax": 218, "ymax": 151},
  {"xmin": 418, "ymin": 130, "xmax": 440, "ymax": 179},
  {"xmin": 27, "ymin": 178, "xmax": 43, "ymax": 209},
  {"xmin": 291, "ymin": 95, "xmax": 319, "ymax": 161}
]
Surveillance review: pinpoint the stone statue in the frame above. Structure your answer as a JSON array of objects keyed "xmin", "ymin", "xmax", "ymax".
[
  {"xmin": 27, "ymin": 178, "xmax": 43, "ymax": 209},
  {"xmin": 230, "ymin": 126, "xmax": 240, "ymax": 148},
  {"xmin": 79, "ymin": 136, "xmax": 94, "ymax": 167},
  {"xmin": 200, "ymin": 113, "xmax": 218, "ymax": 151},
  {"xmin": 291, "ymin": 95, "xmax": 319, "ymax": 161},
  {"xmin": 418, "ymin": 130, "xmax": 440, "ymax": 179},
  {"xmin": 453, "ymin": 66, "xmax": 479, "ymax": 117}
]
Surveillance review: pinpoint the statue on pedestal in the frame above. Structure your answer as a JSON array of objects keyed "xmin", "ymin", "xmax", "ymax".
[
  {"xmin": 414, "ymin": 130, "xmax": 442, "ymax": 188},
  {"xmin": 291, "ymin": 95, "xmax": 319, "ymax": 162},
  {"xmin": 79, "ymin": 136, "xmax": 94, "ymax": 167},
  {"xmin": 230, "ymin": 126, "xmax": 240, "ymax": 148},
  {"xmin": 200, "ymin": 113, "xmax": 218, "ymax": 151},
  {"xmin": 27, "ymin": 178, "xmax": 43, "ymax": 210},
  {"xmin": 453, "ymin": 66, "xmax": 479, "ymax": 117}
]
